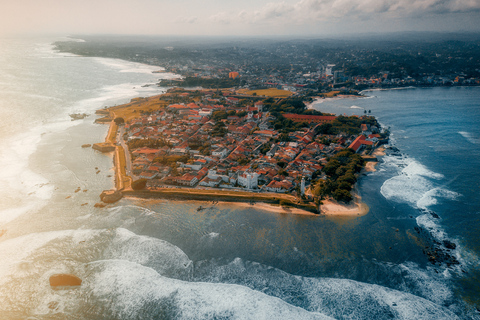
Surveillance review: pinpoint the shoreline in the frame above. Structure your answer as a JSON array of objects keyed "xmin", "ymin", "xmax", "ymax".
[
  {"xmin": 320, "ymin": 198, "xmax": 369, "ymax": 216},
  {"xmin": 363, "ymin": 146, "xmax": 386, "ymax": 172},
  {"xmin": 122, "ymin": 188, "xmax": 320, "ymax": 214},
  {"xmin": 306, "ymin": 94, "xmax": 369, "ymax": 111},
  {"xmin": 121, "ymin": 187, "xmax": 369, "ymax": 217}
]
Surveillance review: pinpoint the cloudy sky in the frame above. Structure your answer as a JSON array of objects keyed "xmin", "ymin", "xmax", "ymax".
[{"xmin": 2, "ymin": 0, "xmax": 480, "ymax": 36}]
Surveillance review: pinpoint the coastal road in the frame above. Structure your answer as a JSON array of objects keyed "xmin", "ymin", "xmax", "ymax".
[{"xmin": 117, "ymin": 126, "xmax": 134, "ymax": 177}]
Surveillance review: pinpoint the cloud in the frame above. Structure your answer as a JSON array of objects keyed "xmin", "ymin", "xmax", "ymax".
[
  {"xmin": 209, "ymin": 12, "xmax": 232, "ymax": 25},
  {"xmin": 251, "ymin": 2, "xmax": 292, "ymax": 21},
  {"xmin": 224, "ymin": 0, "xmax": 480, "ymax": 26},
  {"xmin": 177, "ymin": 16, "xmax": 199, "ymax": 24}
]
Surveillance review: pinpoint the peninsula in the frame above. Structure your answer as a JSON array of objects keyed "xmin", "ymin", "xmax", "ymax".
[{"xmin": 93, "ymin": 87, "xmax": 388, "ymax": 215}]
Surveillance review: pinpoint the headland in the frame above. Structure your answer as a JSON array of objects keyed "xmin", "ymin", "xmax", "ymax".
[{"xmin": 92, "ymin": 87, "xmax": 388, "ymax": 215}]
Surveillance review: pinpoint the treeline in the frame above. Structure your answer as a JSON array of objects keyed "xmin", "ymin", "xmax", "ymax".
[
  {"xmin": 159, "ymin": 77, "xmax": 244, "ymax": 88},
  {"xmin": 127, "ymin": 138, "xmax": 171, "ymax": 150},
  {"xmin": 313, "ymin": 149, "xmax": 365, "ymax": 203},
  {"xmin": 315, "ymin": 115, "xmax": 378, "ymax": 136},
  {"xmin": 272, "ymin": 116, "xmax": 308, "ymax": 134},
  {"xmin": 264, "ymin": 98, "xmax": 325, "ymax": 115},
  {"xmin": 211, "ymin": 110, "xmax": 248, "ymax": 121},
  {"xmin": 264, "ymin": 98, "xmax": 326, "ymax": 134}
]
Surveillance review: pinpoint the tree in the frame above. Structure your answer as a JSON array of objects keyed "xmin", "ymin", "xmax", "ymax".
[
  {"xmin": 114, "ymin": 117, "xmax": 125, "ymax": 125},
  {"xmin": 131, "ymin": 179, "xmax": 147, "ymax": 190},
  {"xmin": 333, "ymin": 189, "xmax": 353, "ymax": 203},
  {"xmin": 337, "ymin": 181, "xmax": 352, "ymax": 191},
  {"xmin": 278, "ymin": 132, "xmax": 290, "ymax": 142},
  {"xmin": 323, "ymin": 159, "xmax": 341, "ymax": 176}
]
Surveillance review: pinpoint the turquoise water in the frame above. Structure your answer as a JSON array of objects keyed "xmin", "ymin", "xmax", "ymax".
[{"xmin": 0, "ymin": 37, "xmax": 478, "ymax": 319}]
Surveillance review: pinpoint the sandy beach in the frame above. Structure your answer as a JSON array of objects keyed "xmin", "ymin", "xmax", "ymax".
[
  {"xmin": 364, "ymin": 162, "xmax": 378, "ymax": 172},
  {"xmin": 235, "ymin": 195, "xmax": 368, "ymax": 217},
  {"xmin": 364, "ymin": 147, "xmax": 386, "ymax": 172},
  {"xmin": 372, "ymin": 146, "xmax": 386, "ymax": 156},
  {"xmin": 306, "ymin": 94, "xmax": 365, "ymax": 109},
  {"xmin": 319, "ymin": 193, "xmax": 369, "ymax": 216},
  {"xmin": 234, "ymin": 201, "xmax": 319, "ymax": 216}
]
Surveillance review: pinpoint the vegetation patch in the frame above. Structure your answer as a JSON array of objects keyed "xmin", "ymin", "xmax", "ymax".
[
  {"xmin": 246, "ymin": 88, "xmax": 293, "ymax": 98},
  {"xmin": 313, "ymin": 148, "xmax": 365, "ymax": 203}
]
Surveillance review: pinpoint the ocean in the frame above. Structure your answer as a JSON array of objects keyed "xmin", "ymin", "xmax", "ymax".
[{"xmin": 0, "ymin": 37, "xmax": 479, "ymax": 319}]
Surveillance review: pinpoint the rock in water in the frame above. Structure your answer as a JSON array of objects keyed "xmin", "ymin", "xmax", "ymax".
[
  {"xmin": 100, "ymin": 190, "xmax": 123, "ymax": 203},
  {"xmin": 49, "ymin": 274, "xmax": 82, "ymax": 287},
  {"xmin": 69, "ymin": 113, "xmax": 88, "ymax": 121}
]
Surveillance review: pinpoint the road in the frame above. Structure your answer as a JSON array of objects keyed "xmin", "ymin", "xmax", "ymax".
[{"xmin": 117, "ymin": 125, "xmax": 134, "ymax": 178}]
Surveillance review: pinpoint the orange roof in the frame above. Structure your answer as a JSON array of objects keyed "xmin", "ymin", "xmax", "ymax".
[
  {"xmin": 133, "ymin": 147, "xmax": 160, "ymax": 154},
  {"xmin": 168, "ymin": 104, "xmax": 187, "ymax": 109},
  {"xmin": 283, "ymin": 114, "xmax": 337, "ymax": 123},
  {"xmin": 348, "ymin": 135, "xmax": 365, "ymax": 151}
]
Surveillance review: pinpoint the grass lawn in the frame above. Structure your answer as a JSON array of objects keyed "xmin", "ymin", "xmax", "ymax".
[{"xmin": 245, "ymin": 88, "xmax": 293, "ymax": 98}]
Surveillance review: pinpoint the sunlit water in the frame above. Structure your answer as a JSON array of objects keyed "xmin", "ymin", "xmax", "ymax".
[{"xmin": 0, "ymin": 37, "xmax": 478, "ymax": 319}]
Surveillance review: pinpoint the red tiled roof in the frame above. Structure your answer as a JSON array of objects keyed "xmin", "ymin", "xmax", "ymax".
[
  {"xmin": 348, "ymin": 135, "xmax": 365, "ymax": 152},
  {"xmin": 282, "ymin": 114, "xmax": 337, "ymax": 123}
]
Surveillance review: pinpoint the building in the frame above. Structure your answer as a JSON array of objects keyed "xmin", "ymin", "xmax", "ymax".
[
  {"xmin": 282, "ymin": 114, "xmax": 337, "ymax": 124},
  {"xmin": 301, "ymin": 177, "xmax": 305, "ymax": 195},
  {"xmin": 237, "ymin": 171, "xmax": 259, "ymax": 189},
  {"xmin": 348, "ymin": 135, "xmax": 374, "ymax": 153},
  {"xmin": 325, "ymin": 64, "xmax": 336, "ymax": 76},
  {"xmin": 265, "ymin": 180, "xmax": 293, "ymax": 193},
  {"xmin": 211, "ymin": 148, "xmax": 228, "ymax": 159},
  {"xmin": 229, "ymin": 72, "xmax": 239, "ymax": 79}
]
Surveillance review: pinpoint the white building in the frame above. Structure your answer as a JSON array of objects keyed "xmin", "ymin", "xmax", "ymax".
[
  {"xmin": 199, "ymin": 109, "xmax": 213, "ymax": 117},
  {"xmin": 325, "ymin": 64, "xmax": 336, "ymax": 76},
  {"xmin": 211, "ymin": 148, "xmax": 228, "ymax": 159},
  {"xmin": 237, "ymin": 171, "xmax": 259, "ymax": 189},
  {"xmin": 207, "ymin": 169, "xmax": 231, "ymax": 183}
]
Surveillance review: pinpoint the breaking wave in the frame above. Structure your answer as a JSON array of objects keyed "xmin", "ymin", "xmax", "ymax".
[
  {"xmin": 0, "ymin": 228, "xmax": 461, "ymax": 319},
  {"xmin": 458, "ymin": 131, "xmax": 479, "ymax": 144},
  {"xmin": 380, "ymin": 155, "xmax": 458, "ymax": 209}
]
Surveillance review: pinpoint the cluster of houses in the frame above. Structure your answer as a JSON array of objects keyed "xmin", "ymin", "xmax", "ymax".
[{"xmin": 122, "ymin": 92, "xmax": 381, "ymax": 195}]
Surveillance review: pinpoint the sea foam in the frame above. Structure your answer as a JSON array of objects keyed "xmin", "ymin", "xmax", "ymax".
[
  {"xmin": 94, "ymin": 57, "xmax": 164, "ymax": 75},
  {"xmin": 458, "ymin": 131, "xmax": 479, "ymax": 144},
  {"xmin": 82, "ymin": 260, "xmax": 333, "ymax": 320},
  {"xmin": 103, "ymin": 228, "xmax": 193, "ymax": 279},
  {"xmin": 380, "ymin": 156, "xmax": 458, "ymax": 209}
]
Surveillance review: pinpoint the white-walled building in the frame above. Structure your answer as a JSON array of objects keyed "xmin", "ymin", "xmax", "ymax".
[
  {"xmin": 211, "ymin": 148, "xmax": 228, "ymax": 159},
  {"xmin": 237, "ymin": 171, "xmax": 259, "ymax": 189}
]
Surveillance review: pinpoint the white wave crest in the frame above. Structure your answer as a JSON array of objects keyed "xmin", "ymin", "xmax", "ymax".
[
  {"xmin": 380, "ymin": 157, "xmax": 458, "ymax": 209},
  {"xmin": 104, "ymin": 228, "xmax": 193, "ymax": 278},
  {"xmin": 304, "ymin": 277, "xmax": 457, "ymax": 320},
  {"xmin": 207, "ymin": 232, "xmax": 219, "ymax": 238},
  {"xmin": 458, "ymin": 131, "xmax": 480, "ymax": 144},
  {"xmin": 94, "ymin": 57, "xmax": 163, "ymax": 74},
  {"xmin": 83, "ymin": 260, "xmax": 333, "ymax": 320}
]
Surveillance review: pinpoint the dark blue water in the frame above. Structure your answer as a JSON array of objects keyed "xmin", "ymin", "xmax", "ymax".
[{"xmin": 311, "ymin": 87, "xmax": 480, "ymax": 313}]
